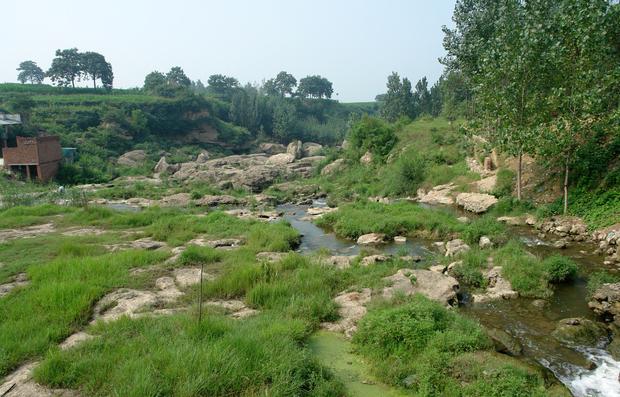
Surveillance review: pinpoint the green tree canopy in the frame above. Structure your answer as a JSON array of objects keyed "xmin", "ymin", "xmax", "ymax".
[
  {"xmin": 47, "ymin": 48, "xmax": 82, "ymax": 88},
  {"xmin": 16, "ymin": 61, "xmax": 45, "ymax": 84},
  {"xmin": 80, "ymin": 52, "xmax": 113, "ymax": 89},
  {"xmin": 297, "ymin": 75, "xmax": 333, "ymax": 99}
]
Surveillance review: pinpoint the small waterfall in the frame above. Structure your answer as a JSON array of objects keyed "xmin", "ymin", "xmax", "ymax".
[{"xmin": 564, "ymin": 348, "xmax": 620, "ymax": 397}]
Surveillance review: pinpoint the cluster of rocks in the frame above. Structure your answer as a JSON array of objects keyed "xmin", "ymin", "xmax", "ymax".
[
  {"xmin": 145, "ymin": 140, "xmax": 326, "ymax": 192},
  {"xmin": 417, "ymin": 183, "xmax": 455, "ymax": 206},
  {"xmin": 588, "ymin": 283, "xmax": 620, "ymax": 325},
  {"xmin": 592, "ymin": 229, "xmax": 620, "ymax": 265},
  {"xmin": 536, "ymin": 217, "xmax": 620, "ymax": 264}
]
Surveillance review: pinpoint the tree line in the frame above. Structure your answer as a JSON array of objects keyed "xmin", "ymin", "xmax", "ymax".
[
  {"xmin": 442, "ymin": 0, "xmax": 619, "ymax": 213},
  {"xmin": 142, "ymin": 67, "xmax": 343, "ymax": 144},
  {"xmin": 377, "ymin": 0, "xmax": 619, "ymax": 213},
  {"xmin": 17, "ymin": 49, "xmax": 114, "ymax": 89}
]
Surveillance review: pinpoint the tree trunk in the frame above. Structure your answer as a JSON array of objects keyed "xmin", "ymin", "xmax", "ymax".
[
  {"xmin": 517, "ymin": 152, "xmax": 522, "ymax": 201},
  {"xmin": 71, "ymin": 79, "xmax": 75, "ymax": 88},
  {"xmin": 93, "ymin": 78, "xmax": 97, "ymax": 89},
  {"xmin": 563, "ymin": 157, "xmax": 569, "ymax": 215}
]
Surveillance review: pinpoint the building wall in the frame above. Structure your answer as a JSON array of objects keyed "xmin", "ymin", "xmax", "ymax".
[
  {"xmin": 38, "ymin": 162, "xmax": 60, "ymax": 182},
  {"xmin": 2, "ymin": 137, "xmax": 39, "ymax": 164},
  {"xmin": 36, "ymin": 136, "xmax": 62, "ymax": 164},
  {"xmin": 2, "ymin": 136, "xmax": 62, "ymax": 182}
]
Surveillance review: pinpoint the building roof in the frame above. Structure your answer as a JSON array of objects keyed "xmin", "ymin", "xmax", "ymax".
[{"xmin": 0, "ymin": 114, "xmax": 21, "ymax": 125}]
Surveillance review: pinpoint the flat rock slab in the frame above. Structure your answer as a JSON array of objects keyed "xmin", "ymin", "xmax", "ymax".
[
  {"xmin": 0, "ymin": 362, "xmax": 78, "ymax": 397},
  {"xmin": 417, "ymin": 183, "xmax": 455, "ymax": 205},
  {"xmin": 59, "ymin": 331, "xmax": 94, "ymax": 350},
  {"xmin": 0, "ymin": 273, "xmax": 29, "ymax": 298},
  {"xmin": 320, "ymin": 255, "xmax": 356, "ymax": 269},
  {"xmin": 0, "ymin": 223, "xmax": 55, "ymax": 243},
  {"xmin": 61, "ymin": 227, "xmax": 106, "ymax": 237},
  {"xmin": 173, "ymin": 267, "xmax": 215, "ymax": 288},
  {"xmin": 256, "ymin": 252, "xmax": 289, "ymax": 263},
  {"xmin": 321, "ymin": 288, "xmax": 372, "ymax": 338},
  {"xmin": 205, "ymin": 299, "xmax": 258, "ymax": 318},
  {"xmin": 382, "ymin": 269, "xmax": 459, "ymax": 306},
  {"xmin": 93, "ymin": 289, "xmax": 159, "ymax": 322},
  {"xmin": 456, "ymin": 193, "xmax": 498, "ymax": 213}
]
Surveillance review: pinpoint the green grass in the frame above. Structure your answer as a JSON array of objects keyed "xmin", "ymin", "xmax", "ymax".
[
  {"xmin": 34, "ymin": 314, "xmax": 344, "ymax": 397},
  {"xmin": 494, "ymin": 241, "xmax": 578, "ymax": 299},
  {"xmin": 0, "ymin": 204, "xmax": 75, "ymax": 229},
  {"xmin": 586, "ymin": 271, "xmax": 620, "ymax": 297},
  {"xmin": 0, "ymin": 250, "xmax": 167, "ymax": 377},
  {"xmin": 315, "ymin": 201, "xmax": 463, "ymax": 240},
  {"xmin": 450, "ymin": 249, "xmax": 490, "ymax": 288},
  {"xmin": 351, "ymin": 295, "xmax": 558, "ymax": 396},
  {"xmin": 0, "ymin": 233, "xmax": 116, "ymax": 283}
]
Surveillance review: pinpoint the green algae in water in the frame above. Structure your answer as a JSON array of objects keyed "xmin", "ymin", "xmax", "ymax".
[{"xmin": 309, "ymin": 331, "xmax": 408, "ymax": 397}]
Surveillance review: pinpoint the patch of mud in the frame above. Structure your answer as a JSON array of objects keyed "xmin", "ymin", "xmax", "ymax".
[
  {"xmin": 321, "ymin": 288, "xmax": 372, "ymax": 338},
  {"xmin": 0, "ymin": 223, "xmax": 55, "ymax": 243},
  {"xmin": 205, "ymin": 299, "xmax": 258, "ymax": 318},
  {"xmin": 0, "ymin": 273, "xmax": 29, "ymax": 298},
  {"xmin": 0, "ymin": 362, "xmax": 78, "ymax": 397}
]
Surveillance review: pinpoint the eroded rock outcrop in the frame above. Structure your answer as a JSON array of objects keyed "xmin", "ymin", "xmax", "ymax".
[
  {"xmin": 417, "ymin": 183, "xmax": 455, "ymax": 205},
  {"xmin": 588, "ymin": 283, "xmax": 620, "ymax": 324},
  {"xmin": 117, "ymin": 150, "xmax": 146, "ymax": 167}
]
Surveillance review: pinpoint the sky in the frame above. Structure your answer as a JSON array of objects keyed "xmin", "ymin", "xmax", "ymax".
[{"xmin": 3, "ymin": 0, "xmax": 456, "ymax": 102}]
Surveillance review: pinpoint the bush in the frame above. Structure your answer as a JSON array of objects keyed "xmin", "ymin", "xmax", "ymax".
[
  {"xmin": 495, "ymin": 241, "xmax": 552, "ymax": 299},
  {"xmin": 384, "ymin": 154, "xmax": 427, "ymax": 196},
  {"xmin": 462, "ymin": 216, "xmax": 508, "ymax": 246},
  {"xmin": 452, "ymin": 249, "xmax": 489, "ymax": 288},
  {"xmin": 352, "ymin": 295, "xmax": 491, "ymax": 388},
  {"xmin": 346, "ymin": 115, "xmax": 397, "ymax": 161},
  {"xmin": 543, "ymin": 255, "xmax": 578, "ymax": 283},
  {"xmin": 493, "ymin": 168, "xmax": 515, "ymax": 197}
]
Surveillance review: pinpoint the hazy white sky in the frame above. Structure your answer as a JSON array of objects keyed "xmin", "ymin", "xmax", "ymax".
[{"xmin": 3, "ymin": 0, "xmax": 456, "ymax": 102}]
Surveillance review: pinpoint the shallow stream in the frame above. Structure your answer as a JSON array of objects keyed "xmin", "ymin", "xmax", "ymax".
[{"xmin": 278, "ymin": 200, "xmax": 620, "ymax": 397}]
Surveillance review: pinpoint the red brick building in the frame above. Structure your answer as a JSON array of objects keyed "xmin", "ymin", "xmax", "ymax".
[{"xmin": 2, "ymin": 136, "xmax": 63, "ymax": 182}]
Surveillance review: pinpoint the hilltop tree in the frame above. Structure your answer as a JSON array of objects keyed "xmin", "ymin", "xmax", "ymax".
[
  {"xmin": 272, "ymin": 71, "xmax": 297, "ymax": 97},
  {"xmin": 47, "ymin": 48, "xmax": 82, "ymax": 88},
  {"xmin": 16, "ymin": 61, "xmax": 45, "ymax": 84},
  {"xmin": 380, "ymin": 72, "xmax": 415, "ymax": 122},
  {"xmin": 207, "ymin": 74, "xmax": 240, "ymax": 99},
  {"xmin": 297, "ymin": 75, "xmax": 333, "ymax": 99},
  {"xmin": 80, "ymin": 52, "xmax": 113, "ymax": 89},
  {"xmin": 166, "ymin": 66, "xmax": 191, "ymax": 88},
  {"xmin": 414, "ymin": 77, "xmax": 432, "ymax": 116},
  {"xmin": 143, "ymin": 67, "xmax": 191, "ymax": 97}
]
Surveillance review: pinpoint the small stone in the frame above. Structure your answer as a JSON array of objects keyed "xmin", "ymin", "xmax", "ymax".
[
  {"xmin": 394, "ymin": 236, "xmax": 407, "ymax": 243},
  {"xmin": 479, "ymin": 236, "xmax": 493, "ymax": 249}
]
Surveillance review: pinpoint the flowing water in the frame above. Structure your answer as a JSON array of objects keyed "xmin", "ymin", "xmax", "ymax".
[{"xmin": 278, "ymin": 200, "xmax": 620, "ymax": 396}]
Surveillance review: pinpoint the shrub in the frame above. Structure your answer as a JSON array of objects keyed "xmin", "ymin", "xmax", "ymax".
[
  {"xmin": 346, "ymin": 115, "xmax": 397, "ymax": 161},
  {"xmin": 384, "ymin": 154, "xmax": 427, "ymax": 196},
  {"xmin": 543, "ymin": 255, "xmax": 578, "ymax": 283},
  {"xmin": 462, "ymin": 216, "xmax": 508, "ymax": 246},
  {"xmin": 493, "ymin": 168, "xmax": 515, "ymax": 197},
  {"xmin": 452, "ymin": 249, "xmax": 489, "ymax": 288},
  {"xmin": 495, "ymin": 241, "xmax": 552, "ymax": 298}
]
